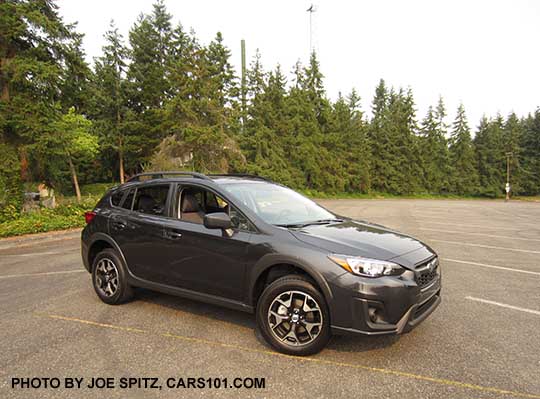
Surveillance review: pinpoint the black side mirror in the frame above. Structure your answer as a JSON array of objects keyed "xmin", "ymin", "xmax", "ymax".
[{"xmin": 204, "ymin": 212, "xmax": 232, "ymax": 230}]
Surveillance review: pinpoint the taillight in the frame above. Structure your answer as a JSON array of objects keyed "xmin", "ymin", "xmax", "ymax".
[{"xmin": 84, "ymin": 211, "xmax": 96, "ymax": 224}]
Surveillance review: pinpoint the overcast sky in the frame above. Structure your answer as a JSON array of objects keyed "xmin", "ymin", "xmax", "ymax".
[{"xmin": 57, "ymin": 0, "xmax": 540, "ymax": 131}]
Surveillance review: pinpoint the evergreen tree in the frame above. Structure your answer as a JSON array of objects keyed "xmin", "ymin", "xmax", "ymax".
[
  {"xmin": 328, "ymin": 90, "xmax": 370, "ymax": 192},
  {"xmin": 3, "ymin": 0, "xmax": 540, "ymax": 201},
  {"xmin": 242, "ymin": 64, "xmax": 296, "ymax": 185},
  {"xmin": 502, "ymin": 113, "xmax": 523, "ymax": 194},
  {"xmin": 448, "ymin": 104, "xmax": 478, "ymax": 194},
  {"xmin": 368, "ymin": 79, "xmax": 390, "ymax": 192},
  {"xmin": 520, "ymin": 110, "xmax": 540, "ymax": 195},
  {"xmin": 91, "ymin": 21, "xmax": 129, "ymax": 182},
  {"xmin": 474, "ymin": 115, "xmax": 505, "ymax": 197},
  {"xmin": 161, "ymin": 31, "xmax": 244, "ymax": 172},
  {"xmin": 302, "ymin": 52, "xmax": 331, "ymax": 129},
  {"xmin": 126, "ymin": 1, "xmax": 174, "ymax": 165},
  {"xmin": 419, "ymin": 102, "xmax": 451, "ymax": 193},
  {"xmin": 387, "ymin": 88, "xmax": 423, "ymax": 194},
  {"xmin": 370, "ymin": 85, "xmax": 422, "ymax": 194},
  {"xmin": 60, "ymin": 32, "xmax": 93, "ymax": 113},
  {"xmin": 246, "ymin": 50, "xmax": 266, "ymax": 100},
  {"xmin": 286, "ymin": 59, "xmax": 342, "ymax": 191},
  {"xmin": 0, "ymin": 0, "xmax": 89, "ymax": 206}
]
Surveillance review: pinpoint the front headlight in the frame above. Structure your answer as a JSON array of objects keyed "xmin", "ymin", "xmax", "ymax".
[{"xmin": 328, "ymin": 254, "xmax": 404, "ymax": 278}]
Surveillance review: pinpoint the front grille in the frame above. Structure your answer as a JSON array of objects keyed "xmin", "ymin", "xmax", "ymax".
[{"xmin": 415, "ymin": 258, "xmax": 438, "ymax": 288}]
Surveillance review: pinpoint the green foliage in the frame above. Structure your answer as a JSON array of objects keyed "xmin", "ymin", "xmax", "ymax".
[
  {"xmin": 520, "ymin": 109, "xmax": 540, "ymax": 195},
  {"xmin": 368, "ymin": 84, "xmax": 424, "ymax": 195},
  {"xmin": 2, "ymin": 0, "xmax": 540, "ymax": 239},
  {"xmin": 448, "ymin": 104, "xmax": 478, "ymax": 195},
  {"xmin": 418, "ymin": 99, "xmax": 451, "ymax": 193},
  {"xmin": 0, "ymin": 142, "xmax": 23, "ymax": 221},
  {"xmin": 80, "ymin": 182, "xmax": 116, "ymax": 196},
  {"xmin": 0, "ymin": 196, "xmax": 98, "ymax": 238},
  {"xmin": 53, "ymin": 107, "xmax": 98, "ymax": 159},
  {"xmin": 474, "ymin": 116, "xmax": 506, "ymax": 197}
]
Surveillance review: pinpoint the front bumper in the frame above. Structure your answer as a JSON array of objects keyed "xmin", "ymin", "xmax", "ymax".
[{"xmin": 329, "ymin": 266, "xmax": 441, "ymax": 336}]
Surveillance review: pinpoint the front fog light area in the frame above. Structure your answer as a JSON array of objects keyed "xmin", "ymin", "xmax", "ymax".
[{"xmin": 367, "ymin": 302, "xmax": 389, "ymax": 325}]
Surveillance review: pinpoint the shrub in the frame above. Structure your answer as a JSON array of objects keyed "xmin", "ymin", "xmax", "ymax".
[{"xmin": 0, "ymin": 143, "xmax": 23, "ymax": 222}]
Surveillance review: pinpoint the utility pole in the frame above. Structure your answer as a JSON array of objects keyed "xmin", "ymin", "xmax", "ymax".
[
  {"xmin": 240, "ymin": 39, "xmax": 246, "ymax": 133},
  {"xmin": 307, "ymin": 4, "xmax": 317, "ymax": 56},
  {"xmin": 505, "ymin": 152, "xmax": 512, "ymax": 202}
]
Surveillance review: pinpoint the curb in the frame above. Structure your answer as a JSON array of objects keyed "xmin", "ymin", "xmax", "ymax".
[{"xmin": 0, "ymin": 228, "xmax": 82, "ymax": 250}]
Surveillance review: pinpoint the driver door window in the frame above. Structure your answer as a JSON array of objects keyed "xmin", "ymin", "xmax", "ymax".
[{"xmin": 176, "ymin": 186, "xmax": 253, "ymax": 231}]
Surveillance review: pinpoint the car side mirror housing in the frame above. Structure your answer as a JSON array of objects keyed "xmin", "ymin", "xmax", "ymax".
[{"xmin": 204, "ymin": 212, "xmax": 232, "ymax": 230}]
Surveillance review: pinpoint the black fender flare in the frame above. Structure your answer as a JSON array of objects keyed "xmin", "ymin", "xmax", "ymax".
[
  {"xmin": 247, "ymin": 253, "xmax": 334, "ymax": 307},
  {"xmin": 86, "ymin": 233, "xmax": 128, "ymax": 271}
]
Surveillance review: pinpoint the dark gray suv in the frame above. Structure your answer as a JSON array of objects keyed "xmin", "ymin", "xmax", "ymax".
[{"xmin": 81, "ymin": 172, "xmax": 441, "ymax": 355}]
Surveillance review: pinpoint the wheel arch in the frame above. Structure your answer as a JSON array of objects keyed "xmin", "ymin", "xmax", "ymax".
[
  {"xmin": 248, "ymin": 255, "xmax": 333, "ymax": 308},
  {"xmin": 86, "ymin": 233, "xmax": 127, "ymax": 272}
]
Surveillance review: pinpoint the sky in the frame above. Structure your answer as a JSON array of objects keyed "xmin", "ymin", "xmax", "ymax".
[{"xmin": 56, "ymin": 0, "xmax": 540, "ymax": 131}]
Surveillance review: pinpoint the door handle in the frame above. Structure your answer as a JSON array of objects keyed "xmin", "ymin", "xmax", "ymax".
[
  {"xmin": 166, "ymin": 231, "xmax": 182, "ymax": 239},
  {"xmin": 112, "ymin": 221, "xmax": 127, "ymax": 230}
]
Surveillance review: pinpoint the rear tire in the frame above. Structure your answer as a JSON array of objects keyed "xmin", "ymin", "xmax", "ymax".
[
  {"xmin": 92, "ymin": 249, "xmax": 134, "ymax": 305},
  {"xmin": 256, "ymin": 275, "xmax": 331, "ymax": 356}
]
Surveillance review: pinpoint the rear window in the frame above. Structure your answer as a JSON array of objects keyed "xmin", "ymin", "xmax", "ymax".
[
  {"xmin": 110, "ymin": 190, "xmax": 125, "ymax": 207},
  {"xmin": 121, "ymin": 189, "xmax": 135, "ymax": 210},
  {"xmin": 133, "ymin": 185, "xmax": 170, "ymax": 216}
]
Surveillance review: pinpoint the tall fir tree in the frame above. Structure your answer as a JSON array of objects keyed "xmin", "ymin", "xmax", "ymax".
[
  {"xmin": 448, "ymin": 104, "xmax": 478, "ymax": 194},
  {"xmin": 161, "ymin": 30, "xmax": 244, "ymax": 172},
  {"xmin": 126, "ymin": 1, "xmax": 174, "ymax": 166},
  {"xmin": 519, "ymin": 110, "xmax": 540, "ymax": 195},
  {"xmin": 502, "ymin": 113, "xmax": 523, "ymax": 194},
  {"xmin": 419, "ymin": 101, "xmax": 451, "ymax": 193},
  {"xmin": 474, "ymin": 115, "xmax": 506, "ymax": 197},
  {"xmin": 91, "ymin": 21, "xmax": 130, "ymax": 182},
  {"xmin": 241, "ymin": 63, "xmax": 296, "ymax": 185},
  {"xmin": 368, "ymin": 79, "xmax": 390, "ymax": 192},
  {"xmin": 371, "ymin": 86, "xmax": 422, "ymax": 194},
  {"xmin": 0, "ymin": 0, "xmax": 89, "ymax": 211},
  {"xmin": 328, "ymin": 90, "xmax": 370, "ymax": 192}
]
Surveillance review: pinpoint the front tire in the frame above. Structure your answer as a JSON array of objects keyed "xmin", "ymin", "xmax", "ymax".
[
  {"xmin": 256, "ymin": 275, "xmax": 331, "ymax": 356},
  {"xmin": 92, "ymin": 249, "xmax": 134, "ymax": 305}
]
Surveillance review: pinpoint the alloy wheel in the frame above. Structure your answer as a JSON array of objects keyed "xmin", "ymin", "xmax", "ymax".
[
  {"xmin": 267, "ymin": 290, "xmax": 323, "ymax": 346},
  {"xmin": 95, "ymin": 258, "xmax": 119, "ymax": 297}
]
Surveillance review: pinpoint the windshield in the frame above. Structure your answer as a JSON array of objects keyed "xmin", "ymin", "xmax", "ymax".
[{"xmin": 221, "ymin": 182, "xmax": 337, "ymax": 226}]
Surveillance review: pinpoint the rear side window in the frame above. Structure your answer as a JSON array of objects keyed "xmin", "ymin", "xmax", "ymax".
[
  {"xmin": 110, "ymin": 190, "xmax": 125, "ymax": 207},
  {"xmin": 133, "ymin": 185, "xmax": 170, "ymax": 216},
  {"xmin": 121, "ymin": 189, "xmax": 135, "ymax": 210}
]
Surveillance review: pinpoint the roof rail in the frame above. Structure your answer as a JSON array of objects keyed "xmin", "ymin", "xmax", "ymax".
[
  {"xmin": 126, "ymin": 171, "xmax": 211, "ymax": 182},
  {"xmin": 208, "ymin": 173, "xmax": 272, "ymax": 182}
]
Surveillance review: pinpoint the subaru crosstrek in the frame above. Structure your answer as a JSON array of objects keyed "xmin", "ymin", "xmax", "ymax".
[{"xmin": 81, "ymin": 172, "xmax": 441, "ymax": 355}]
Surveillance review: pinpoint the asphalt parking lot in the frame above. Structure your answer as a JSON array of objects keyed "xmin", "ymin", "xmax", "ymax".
[{"xmin": 1, "ymin": 199, "xmax": 539, "ymax": 399}]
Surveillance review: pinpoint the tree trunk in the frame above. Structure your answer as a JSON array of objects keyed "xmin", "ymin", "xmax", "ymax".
[
  {"xmin": 19, "ymin": 147, "xmax": 28, "ymax": 181},
  {"xmin": 116, "ymin": 90, "xmax": 125, "ymax": 183},
  {"xmin": 67, "ymin": 155, "xmax": 81, "ymax": 203},
  {"xmin": 119, "ymin": 135, "xmax": 125, "ymax": 184},
  {"xmin": 1, "ymin": 56, "xmax": 10, "ymax": 102}
]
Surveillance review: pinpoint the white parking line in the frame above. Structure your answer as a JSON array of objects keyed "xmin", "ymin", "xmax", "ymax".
[
  {"xmin": 421, "ymin": 228, "xmax": 540, "ymax": 242},
  {"xmin": 465, "ymin": 296, "xmax": 540, "ymax": 316},
  {"xmin": 417, "ymin": 219, "xmax": 526, "ymax": 232},
  {"xmin": 0, "ymin": 270, "xmax": 85, "ymax": 279},
  {"xmin": 430, "ymin": 239, "xmax": 540, "ymax": 254},
  {"xmin": 0, "ymin": 251, "xmax": 69, "ymax": 257},
  {"xmin": 442, "ymin": 258, "xmax": 540, "ymax": 276}
]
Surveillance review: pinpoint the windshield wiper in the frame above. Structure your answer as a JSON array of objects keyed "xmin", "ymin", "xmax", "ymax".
[{"xmin": 275, "ymin": 218, "xmax": 343, "ymax": 229}]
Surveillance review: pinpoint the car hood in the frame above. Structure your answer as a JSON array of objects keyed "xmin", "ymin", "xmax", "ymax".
[{"xmin": 291, "ymin": 219, "xmax": 432, "ymax": 267}]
